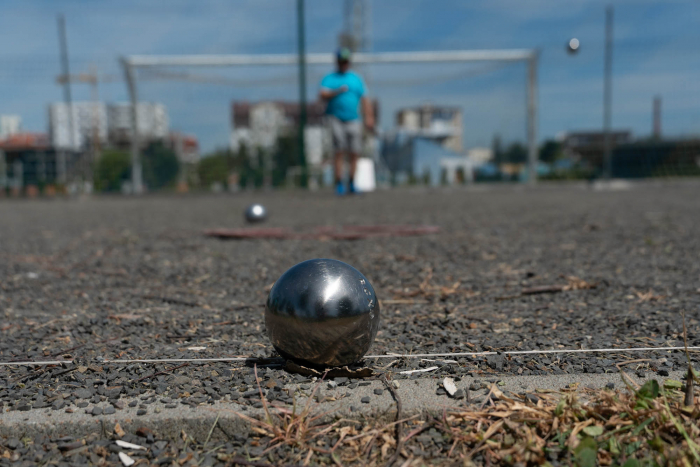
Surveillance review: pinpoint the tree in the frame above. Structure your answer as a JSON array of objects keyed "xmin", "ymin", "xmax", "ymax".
[
  {"xmin": 539, "ymin": 140, "xmax": 562, "ymax": 163},
  {"xmin": 142, "ymin": 142, "xmax": 180, "ymax": 190},
  {"xmin": 94, "ymin": 149, "xmax": 130, "ymax": 192},
  {"xmin": 492, "ymin": 134, "xmax": 503, "ymax": 165},
  {"xmin": 503, "ymin": 142, "xmax": 527, "ymax": 164}
]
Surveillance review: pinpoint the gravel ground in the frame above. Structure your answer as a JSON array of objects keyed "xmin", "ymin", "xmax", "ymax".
[{"xmin": 1, "ymin": 182, "xmax": 699, "ymax": 423}]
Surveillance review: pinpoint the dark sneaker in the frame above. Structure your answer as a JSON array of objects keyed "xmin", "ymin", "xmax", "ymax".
[{"xmin": 335, "ymin": 181, "xmax": 346, "ymax": 196}]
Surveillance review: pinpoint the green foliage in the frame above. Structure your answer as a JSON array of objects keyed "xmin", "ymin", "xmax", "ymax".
[
  {"xmin": 574, "ymin": 437, "xmax": 597, "ymax": 467},
  {"xmin": 198, "ymin": 151, "xmax": 230, "ymax": 188},
  {"xmin": 503, "ymin": 142, "xmax": 528, "ymax": 164},
  {"xmin": 142, "ymin": 142, "xmax": 180, "ymax": 190},
  {"xmin": 94, "ymin": 149, "xmax": 131, "ymax": 192},
  {"xmin": 635, "ymin": 380, "xmax": 660, "ymax": 409},
  {"xmin": 539, "ymin": 139, "xmax": 562, "ymax": 163},
  {"xmin": 582, "ymin": 425, "xmax": 603, "ymax": 437}
]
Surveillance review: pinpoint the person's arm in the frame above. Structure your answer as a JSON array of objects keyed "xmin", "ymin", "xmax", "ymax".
[
  {"xmin": 362, "ymin": 96, "xmax": 375, "ymax": 131},
  {"xmin": 319, "ymin": 85, "xmax": 348, "ymax": 101}
]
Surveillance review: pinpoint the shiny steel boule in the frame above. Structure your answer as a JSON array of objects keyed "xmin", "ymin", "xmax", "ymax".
[
  {"xmin": 244, "ymin": 204, "xmax": 267, "ymax": 223},
  {"xmin": 265, "ymin": 259, "xmax": 380, "ymax": 367}
]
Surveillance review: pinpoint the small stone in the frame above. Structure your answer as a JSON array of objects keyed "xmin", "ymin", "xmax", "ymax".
[
  {"xmin": 658, "ymin": 369, "xmax": 669, "ymax": 376},
  {"xmin": 327, "ymin": 381, "xmax": 337, "ymax": 389},
  {"xmin": 75, "ymin": 389, "xmax": 92, "ymax": 399},
  {"xmin": 392, "ymin": 381, "xmax": 400, "ymax": 389},
  {"xmin": 526, "ymin": 394, "xmax": 540, "ymax": 404},
  {"xmin": 350, "ymin": 405, "xmax": 358, "ymax": 412},
  {"xmin": 17, "ymin": 404, "xmax": 31, "ymax": 412},
  {"xmin": 605, "ymin": 382, "xmax": 615, "ymax": 390},
  {"xmin": 77, "ymin": 402, "xmax": 88, "ymax": 408},
  {"xmin": 92, "ymin": 407, "xmax": 103, "ymax": 416},
  {"xmin": 129, "ymin": 401, "xmax": 138, "ymax": 408},
  {"xmin": 137, "ymin": 409, "xmax": 147, "ymax": 416},
  {"xmin": 453, "ymin": 389, "xmax": 465, "ymax": 400},
  {"xmin": 6, "ymin": 439, "xmax": 21, "ymax": 450},
  {"xmin": 436, "ymin": 388, "xmax": 446, "ymax": 396},
  {"xmin": 361, "ymin": 396, "xmax": 370, "ymax": 404},
  {"xmin": 348, "ymin": 383, "xmax": 358, "ymax": 389},
  {"xmin": 136, "ymin": 427, "xmax": 153, "ymax": 438},
  {"xmin": 373, "ymin": 388, "xmax": 383, "ymax": 395},
  {"xmin": 103, "ymin": 406, "xmax": 116, "ymax": 415},
  {"xmin": 358, "ymin": 382, "xmax": 371, "ymax": 387},
  {"xmin": 334, "ymin": 377, "xmax": 349, "ymax": 385},
  {"xmin": 155, "ymin": 407, "xmax": 161, "ymax": 413}
]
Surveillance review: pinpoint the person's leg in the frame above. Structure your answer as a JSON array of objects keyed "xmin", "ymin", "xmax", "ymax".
[
  {"xmin": 328, "ymin": 117, "xmax": 347, "ymax": 194},
  {"xmin": 346, "ymin": 120, "xmax": 362, "ymax": 193}
]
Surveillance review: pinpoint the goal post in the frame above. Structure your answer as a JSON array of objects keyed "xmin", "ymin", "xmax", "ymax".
[{"xmin": 120, "ymin": 49, "xmax": 539, "ymax": 193}]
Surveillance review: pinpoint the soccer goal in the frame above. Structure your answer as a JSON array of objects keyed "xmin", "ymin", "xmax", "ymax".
[{"xmin": 120, "ymin": 49, "xmax": 538, "ymax": 193}]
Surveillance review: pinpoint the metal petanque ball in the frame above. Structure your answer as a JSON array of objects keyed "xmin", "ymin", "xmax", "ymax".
[
  {"xmin": 244, "ymin": 204, "xmax": 267, "ymax": 223},
  {"xmin": 265, "ymin": 259, "xmax": 380, "ymax": 367}
]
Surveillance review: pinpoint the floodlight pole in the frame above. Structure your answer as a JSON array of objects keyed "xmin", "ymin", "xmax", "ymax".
[
  {"xmin": 120, "ymin": 58, "xmax": 144, "ymax": 194},
  {"xmin": 526, "ymin": 51, "xmax": 539, "ymax": 185},
  {"xmin": 297, "ymin": 0, "xmax": 308, "ymax": 180},
  {"xmin": 603, "ymin": 5, "xmax": 613, "ymax": 179}
]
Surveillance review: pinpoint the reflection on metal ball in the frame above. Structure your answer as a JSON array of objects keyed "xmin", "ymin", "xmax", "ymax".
[
  {"xmin": 265, "ymin": 259, "xmax": 380, "ymax": 367},
  {"xmin": 567, "ymin": 38, "xmax": 580, "ymax": 54},
  {"xmin": 245, "ymin": 204, "xmax": 267, "ymax": 223}
]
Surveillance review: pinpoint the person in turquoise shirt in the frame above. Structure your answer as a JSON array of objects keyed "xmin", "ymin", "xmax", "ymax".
[{"xmin": 319, "ymin": 48, "xmax": 375, "ymax": 195}]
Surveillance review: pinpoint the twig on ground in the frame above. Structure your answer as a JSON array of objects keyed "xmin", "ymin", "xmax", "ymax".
[{"xmin": 382, "ymin": 373, "xmax": 403, "ymax": 467}]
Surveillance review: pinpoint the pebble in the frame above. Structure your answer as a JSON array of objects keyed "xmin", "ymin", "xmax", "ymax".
[
  {"xmin": 103, "ymin": 406, "xmax": 116, "ymax": 415},
  {"xmin": 137, "ymin": 409, "xmax": 147, "ymax": 416},
  {"xmin": 361, "ymin": 397, "xmax": 370, "ymax": 404},
  {"xmin": 91, "ymin": 407, "xmax": 103, "ymax": 416},
  {"xmin": 453, "ymin": 389, "xmax": 465, "ymax": 400},
  {"xmin": 373, "ymin": 388, "xmax": 383, "ymax": 395}
]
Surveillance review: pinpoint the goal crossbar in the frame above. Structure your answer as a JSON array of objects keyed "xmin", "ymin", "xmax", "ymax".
[{"xmin": 120, "ymin": 49, "xmax": 538, "ymax": 192}]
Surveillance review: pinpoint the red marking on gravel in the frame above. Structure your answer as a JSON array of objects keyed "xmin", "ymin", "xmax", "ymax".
[{"xmin": 203, "ymin": 225, "xmax": 441, "ymax": 240}]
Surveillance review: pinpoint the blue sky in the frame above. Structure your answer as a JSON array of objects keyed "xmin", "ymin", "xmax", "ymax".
[{"xmin": 0, "ymin": 0, "xmax": 699, "ymax": 153}]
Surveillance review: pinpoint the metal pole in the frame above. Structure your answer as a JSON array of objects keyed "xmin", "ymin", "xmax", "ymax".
[
  {"xmin": 57, "ymin": 14, "xmax": 74, "ymax": 186},
  {"xmin": 603, "ymin": 5, "xmax": 613, "ymax": 179},
  {"xmin": 297, "ymin": 0, "xmax": 307, "ymax": 183},
  {"xmin": 127, "ymin": 49, "xmax": 535, "ymax": 67},
  {"xmin": 57, "ymin": 15, "xmax": 75, "ymax": 151},
  {"xmin": 121, "ymin": 58, "xmax": 143, "ymax": 194},
  {"xmin": 526, "ymin": 51, "xmax": 539, "ymax": 185},
  {"xmin": 0, "ymin": 150, "xmax": 6, "ymax": 192}
]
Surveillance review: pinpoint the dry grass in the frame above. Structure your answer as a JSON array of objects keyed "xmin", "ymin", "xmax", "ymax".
[{"xmin": 215, "ymin": 367, "xmax": 700, "ymax": 466}]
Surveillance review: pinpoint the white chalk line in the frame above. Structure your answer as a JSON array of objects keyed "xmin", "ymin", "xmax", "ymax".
[{"xmin": 0, "ymin": 346, "xmax": 697, "ymax": 367}]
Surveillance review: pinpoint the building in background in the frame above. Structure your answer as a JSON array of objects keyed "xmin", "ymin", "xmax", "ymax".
[
  {"xmin": 107, "ymin": 102, "xmax": 169, "ymax": 147},
  {"xmin": 0, "ymin": 133, "xmax": 74, "ymax": 193},
  {"xmin": 48, "ymin": 102, "xmax": 108, "ymax": 150},
  {"xmin": 395, "ymin": 104, "xmax": 463, "ymax": 153},
  {"xmin": 166, "ymin": 132, "xmax": 200, "ymax": 165},
  {"xmin": 559, "ymin": 130, "xmax": 632, "ymax": 168},
  {"xmin": 230, "ymin": 100, "xmax": 330, "ymax": 167},
  {"xmin": 0, "ymin": 115, "xmax": 22, "ymax": 140},
  {"xmin": 381, "ymin": 134, "xmax": 476, "ymax": 186}
]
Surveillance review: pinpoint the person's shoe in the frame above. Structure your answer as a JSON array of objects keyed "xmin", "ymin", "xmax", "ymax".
[
  {"xmin": 348, "ymin": 181, "xmax": 358, "ymax": 194},
  {"xmin": 335, "ymin": 181, "xmax": 346, "ymax": 196}
]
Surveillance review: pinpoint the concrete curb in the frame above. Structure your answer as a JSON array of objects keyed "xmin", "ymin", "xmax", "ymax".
[{"xmin": 0, "ymin": 370, "xmax": 688, "ymax": 442}]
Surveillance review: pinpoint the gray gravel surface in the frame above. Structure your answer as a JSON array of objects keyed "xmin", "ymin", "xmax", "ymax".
[{"xmin": 1, "ymin": 182, "xmax": 699, "ymax": 421}]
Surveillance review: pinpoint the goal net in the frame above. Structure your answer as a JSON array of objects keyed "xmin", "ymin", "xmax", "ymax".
[{"xmin": 117, "ymin": 51, "xmax": 533, "ymax": 192}]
